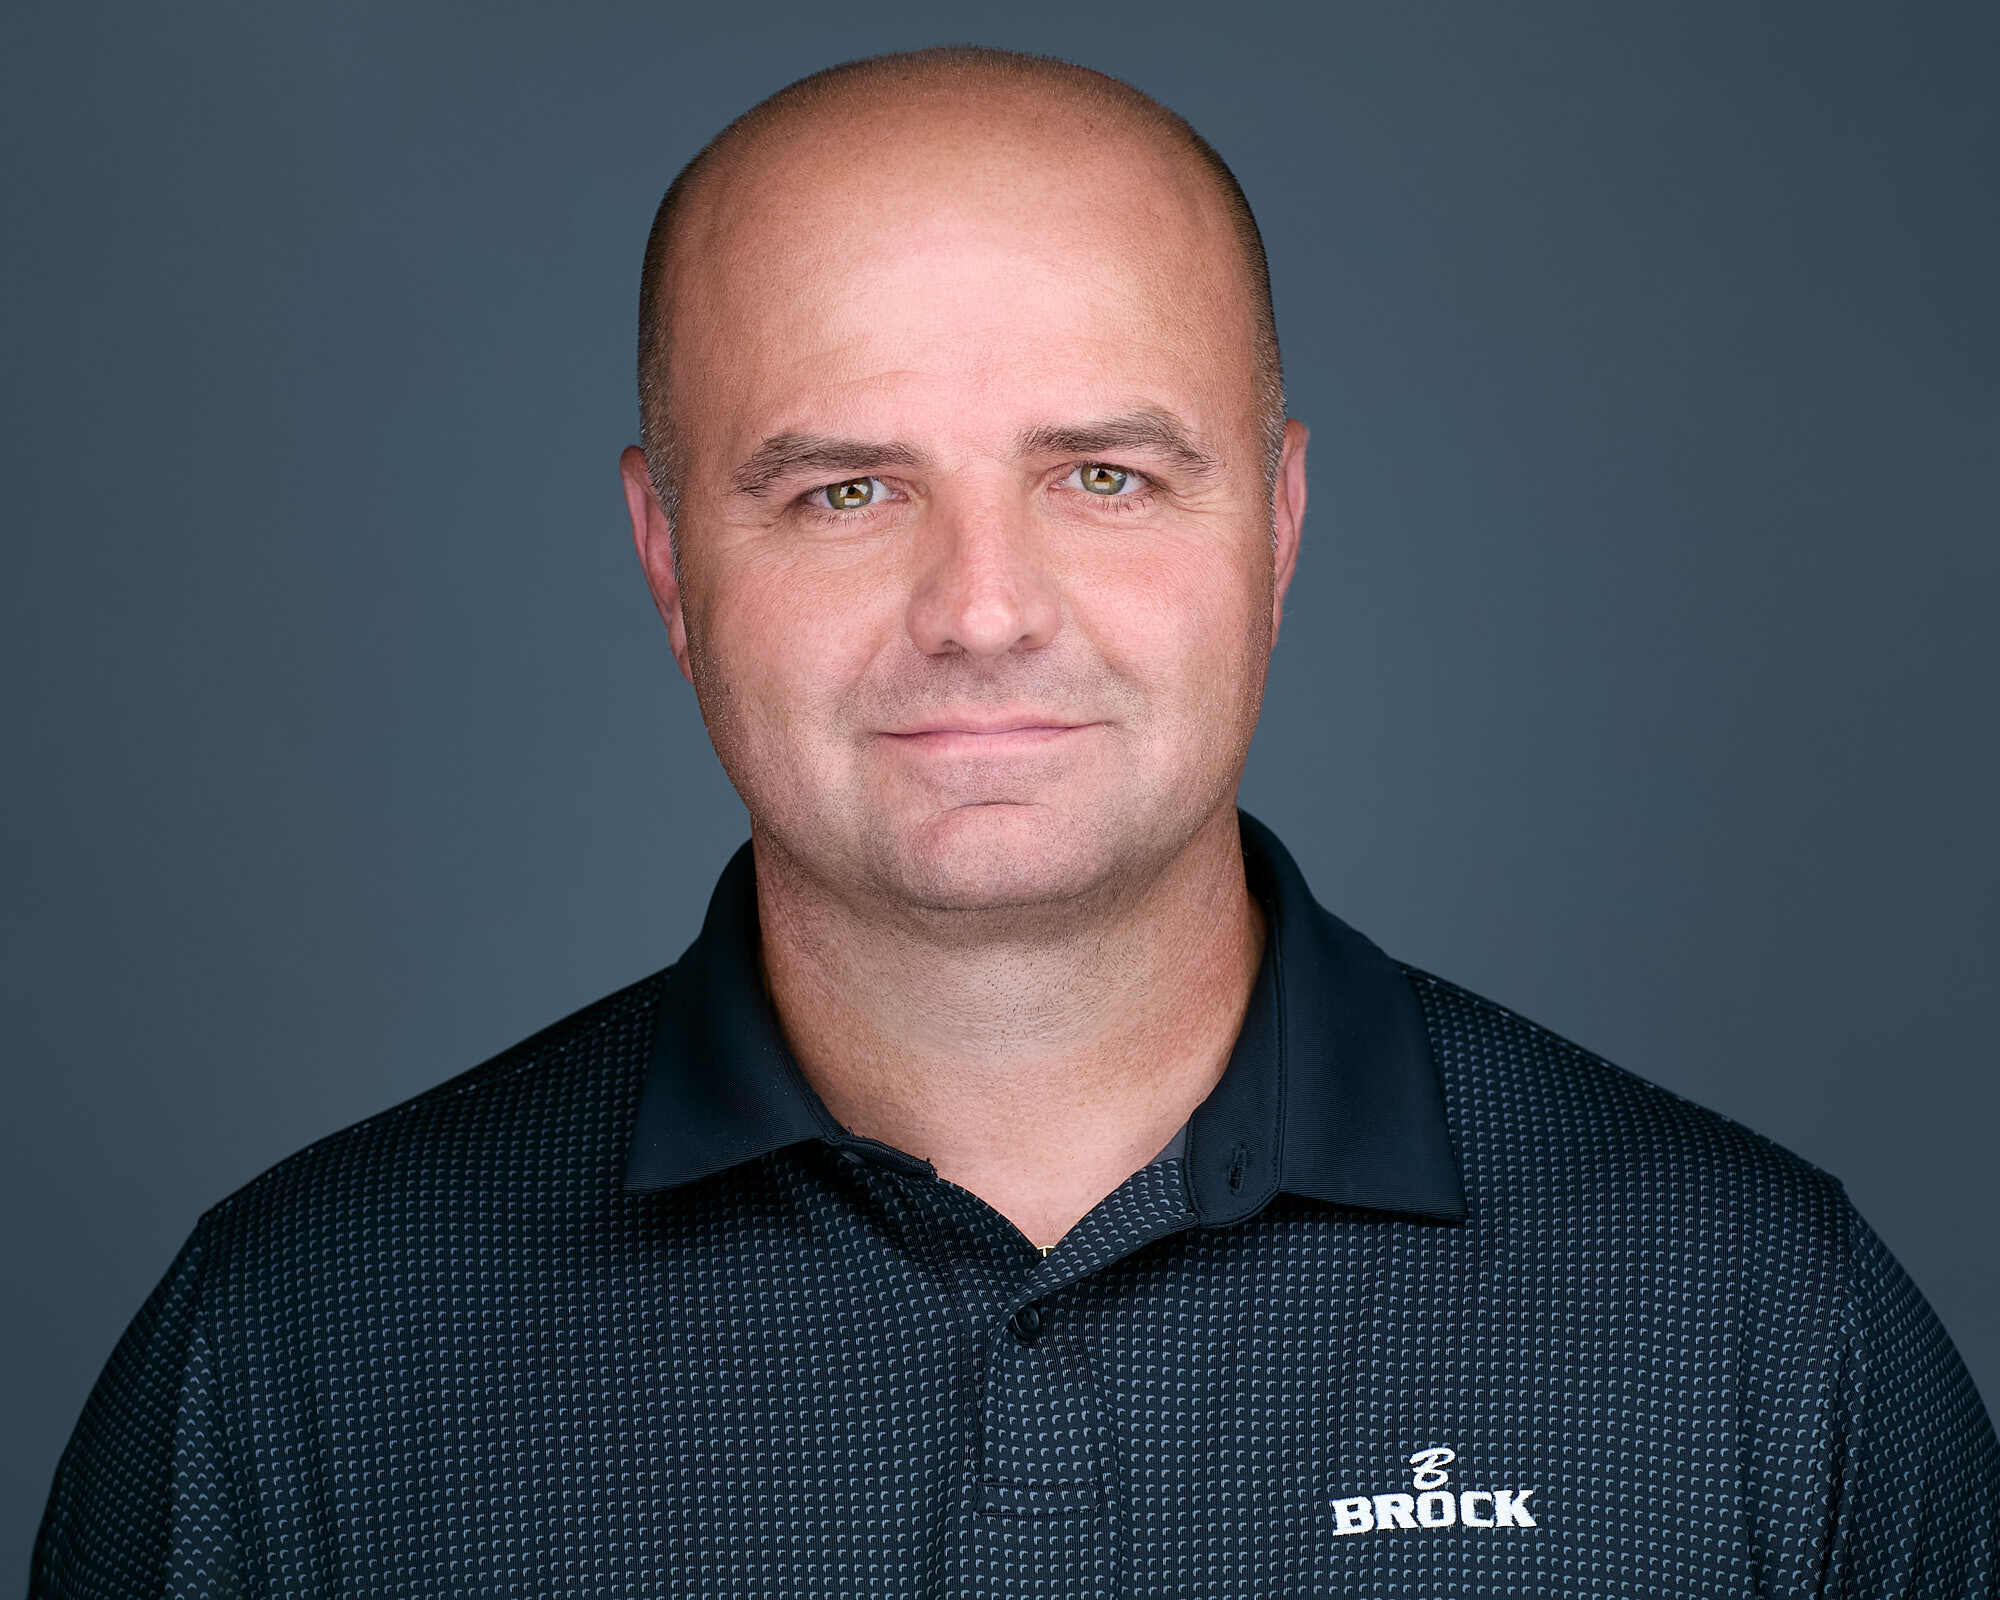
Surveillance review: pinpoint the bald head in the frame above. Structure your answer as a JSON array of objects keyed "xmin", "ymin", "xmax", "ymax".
[{"xmin": 635, "ymin": 46, "xmax": 1284, "ymax": 533}]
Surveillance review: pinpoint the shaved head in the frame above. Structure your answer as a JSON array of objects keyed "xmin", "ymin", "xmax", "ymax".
[
  {"xmin": 635, "ymin": 46, "xmax": 1284, "ymax": 538},
  {"xmin": 616, "ymin": 40, "xmax": 1311, "ymax": 935}
]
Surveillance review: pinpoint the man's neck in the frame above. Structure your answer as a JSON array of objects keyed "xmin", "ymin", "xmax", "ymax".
[{"xmin": 751, "ymin": 807, "xmax": 1266, "ymax": 1251}]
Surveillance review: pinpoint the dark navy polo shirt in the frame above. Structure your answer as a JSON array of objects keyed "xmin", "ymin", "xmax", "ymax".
[{"xmin": 31, "ymin": 813, "xmax": 1999, "ymax": 1597}]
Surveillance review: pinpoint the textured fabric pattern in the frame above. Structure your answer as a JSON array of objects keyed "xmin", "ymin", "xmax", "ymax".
[{"xmin": 30, "ymin": 817, "xmax": 1999, "ymax": 1598}]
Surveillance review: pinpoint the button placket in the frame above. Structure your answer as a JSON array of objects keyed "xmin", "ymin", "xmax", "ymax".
[
  {"xmin": 977, "ymin": 1290, "xmax": 1104, "ymax": 1519},
  {"xmin": 926, "ymin": 1162, "xmax": 1196, "ymax": 1598}
]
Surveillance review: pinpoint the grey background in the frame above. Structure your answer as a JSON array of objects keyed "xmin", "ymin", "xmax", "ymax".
[{"xmin": 5, "ymin": 0, "xmax": 1995, "ymax": 1577}]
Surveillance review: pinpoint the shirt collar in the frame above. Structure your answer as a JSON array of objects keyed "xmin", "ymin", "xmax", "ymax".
[{"xmin": 621, "ymin": 810, "xmax": 1465, "ymax": 1224}]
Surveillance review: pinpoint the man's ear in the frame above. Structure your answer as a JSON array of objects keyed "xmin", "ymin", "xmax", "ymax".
[
  {"xmin": 1269, "ymin": 418, "xmax": 1308, "ymax": 643},
  {"xmin": 619, "ymin": 445, "xmax": 695, "ymax": 685}
]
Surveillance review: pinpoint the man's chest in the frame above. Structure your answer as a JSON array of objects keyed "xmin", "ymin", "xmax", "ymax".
[{"xmin": 226, "ymin": 1185, "xmax": 1840, "ymax": 1598}]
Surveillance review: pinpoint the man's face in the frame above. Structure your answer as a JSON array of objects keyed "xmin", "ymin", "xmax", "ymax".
[{"xmin": 623, "ymin": 100, "xmax": 1306, "ymax": 918}]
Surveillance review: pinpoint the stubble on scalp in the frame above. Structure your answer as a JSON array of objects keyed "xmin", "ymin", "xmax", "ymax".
[{"xmin": 632, "ymin": 45, "xmax": 1286, "ymax": 564}]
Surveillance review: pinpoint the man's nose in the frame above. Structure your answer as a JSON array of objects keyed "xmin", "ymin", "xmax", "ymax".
[{"xmin": 904, "ymin": 499, "xmax": 1061, "ymax": 659}]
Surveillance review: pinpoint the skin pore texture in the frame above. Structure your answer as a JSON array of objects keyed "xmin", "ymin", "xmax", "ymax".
[{"xmin": 619, "ymin": 58, "xmax": 1308, "ymax": 1251}]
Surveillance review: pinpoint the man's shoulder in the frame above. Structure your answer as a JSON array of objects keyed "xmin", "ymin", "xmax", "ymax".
[
  {"xmin": 1398, "ymin": 961, "xmax": 1851, "ymax": 1246},
  {"xmin": 195, "ymin": 966, "xmax": 669, "ymax": 1262}
]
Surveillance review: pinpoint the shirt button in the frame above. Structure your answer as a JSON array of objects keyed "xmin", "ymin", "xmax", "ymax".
[{"xmin": 1009, "ymin": 1303, "xmax": 1044, "ymax": 1344}]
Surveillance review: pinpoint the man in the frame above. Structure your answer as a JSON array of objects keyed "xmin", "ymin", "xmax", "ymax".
[{"xmin": 31, "ymin": 44, "xmax": 1998, "ymax": 1599}]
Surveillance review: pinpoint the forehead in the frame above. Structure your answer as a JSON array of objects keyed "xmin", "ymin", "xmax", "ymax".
[{"xmin": 661, "ymin": 95, "xmax": 1257, "ymax": 459}]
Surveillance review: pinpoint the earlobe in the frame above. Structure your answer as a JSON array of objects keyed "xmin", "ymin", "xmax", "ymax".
[{"xmin": 618, "ymin": 444, "xmax": 695, "ymax": 685}]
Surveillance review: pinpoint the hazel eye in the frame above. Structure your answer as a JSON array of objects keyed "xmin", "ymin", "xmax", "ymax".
[
  {"xmin": 1076, "ymin": 463, "xmax": 1132, "ymax": 496},
  {"xmin": 820, "ymin": 477, "xmax": 880, "ymax": 510}
]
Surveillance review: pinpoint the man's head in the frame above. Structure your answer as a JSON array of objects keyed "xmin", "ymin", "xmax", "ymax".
[{"xmin": 620, "ymin": 46, "xmax": 1308, "ymax": 924}]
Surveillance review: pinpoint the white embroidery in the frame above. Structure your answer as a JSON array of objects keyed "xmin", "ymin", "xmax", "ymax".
[
  {"xmin": 1408, "ymin": 1446, "xmax": 1456, "ymax": 1490},
  {"xmin": 1331, "ymin": 1447, "xmax": 1538, "ymax": 1536}
]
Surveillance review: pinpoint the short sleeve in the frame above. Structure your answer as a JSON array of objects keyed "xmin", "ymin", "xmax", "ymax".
[
  {"xmin": 1824, "ymin": 1198, "xmax": 2000, "ymax": 1597},
  {"xmin": 28, "ymin": 1218, "xmax": 249, "ymax": 1599}
]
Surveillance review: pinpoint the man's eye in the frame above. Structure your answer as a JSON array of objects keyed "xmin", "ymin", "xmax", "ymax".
[
  {"xmin": 1074, "ymin": 463, "xmax": 1136, "ymax": 496},
  {"xmin": 816, "ymin": 477, "xmax": 886, "ymax": 511}
]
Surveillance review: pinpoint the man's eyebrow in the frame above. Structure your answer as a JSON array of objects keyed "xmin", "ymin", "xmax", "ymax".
[
  {"xmin": 730, "ymin": 434, "xmax": 929, "ymax": 498},
  {"xmin": 1014, "ymin": 408, "xmax": 1222, "ymax": 478}
]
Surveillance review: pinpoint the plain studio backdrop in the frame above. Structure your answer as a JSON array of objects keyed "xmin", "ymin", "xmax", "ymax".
[{"xmin": 3, "ymin": 0, "xmax": 1995, "ymax": 1577}]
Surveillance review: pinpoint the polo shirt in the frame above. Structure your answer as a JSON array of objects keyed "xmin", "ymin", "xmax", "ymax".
[{"xmin": 31, "ymin": 811, "xmax": 1999, "ymax": 1598}]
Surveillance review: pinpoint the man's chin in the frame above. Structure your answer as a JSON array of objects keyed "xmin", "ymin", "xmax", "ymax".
[{"xmin": 874, "ymin": 798, "xmax": 1128, "ymax": 916}]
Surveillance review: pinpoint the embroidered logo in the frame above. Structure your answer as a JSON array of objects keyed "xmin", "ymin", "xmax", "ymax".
[{"xmin": 1332, "ymin": 1447, "xmax": 1538, "ymax": 1536}]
